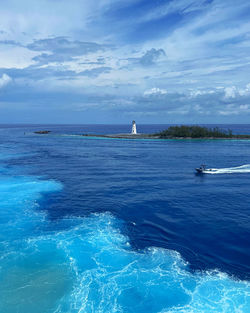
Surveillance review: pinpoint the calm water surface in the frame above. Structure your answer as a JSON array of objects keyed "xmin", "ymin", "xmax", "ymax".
[{"xmin": 0, "ymin": 124, "xmax": 250, "ymax": 312}]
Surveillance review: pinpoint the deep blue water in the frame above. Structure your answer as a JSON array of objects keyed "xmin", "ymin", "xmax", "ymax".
[{"xmin": 0, "ymin": 124, "xmax": 250, "ymax": 312}]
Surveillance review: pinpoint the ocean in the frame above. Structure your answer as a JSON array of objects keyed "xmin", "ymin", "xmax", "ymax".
[{"xmin": 0, "ymin": 124, "xmax": 250, "ymax": 313}]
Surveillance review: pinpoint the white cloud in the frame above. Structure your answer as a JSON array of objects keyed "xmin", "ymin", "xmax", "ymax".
[
  {"xmin": 224, "ymin": 86, "xmax": 237, "ymax": 99},
  {"xmin": 0, "ymin": 44, "xmax": 40, "ymax": 69},
  {"xmin": 0, "ymin": 74, "xmax": 12, "ymax": 88},
  {"xmin": 141, "ymin": 0, "xmax": 211, "ymax": 23},
  {"xmin": 238, "ymin": 83, "xmax": 250, "ymax": 96},
  {"xmin": 189, "ymin": 89, "xmax": 215, "ymax": 97},
  {"xmin": 224, "ymin": 84, "xmax": 250, "ymax": 99},
  {"xmin": 144, "ymin": 87, "xmax": 167, "ymax": 96},
  {"xmin": 148, "ymin": 0, "xmax": 250, "ymax": 65},
  {"xmin": 0, "ymin": 1, "xmax": 98, "ymax": 43},
  {"xmin": 239, "ymin": 104, "xmax": 249, "ymax": 110}
]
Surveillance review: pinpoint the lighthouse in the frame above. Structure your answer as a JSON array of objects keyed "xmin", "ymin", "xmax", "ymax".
[{"xmin": 131, "ymin": 120, "xmax": 137, "ymax": 134}]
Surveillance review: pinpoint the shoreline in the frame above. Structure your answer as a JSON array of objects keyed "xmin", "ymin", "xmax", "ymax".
[
  {"xmin": 34, "ymin": 131, "xmax": 250, "ymax": 140},
  {"xmin": 81, "ymin": 134, "xmax": 250, "ymax": 140}
]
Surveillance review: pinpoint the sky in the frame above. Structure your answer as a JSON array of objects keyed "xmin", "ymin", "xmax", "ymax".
[{"xmin": 0, "ymin": 0, "xmax": 250, "ymax": 124}]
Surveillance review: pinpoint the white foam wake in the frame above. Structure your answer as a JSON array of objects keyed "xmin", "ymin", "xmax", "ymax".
[
  {"xmin": 1, "ymin": 153, "xmax": 250, "ymax": 313},
  {"xmin": 203, "ymin": 164, "xmax": 250, "ymax": 174}
]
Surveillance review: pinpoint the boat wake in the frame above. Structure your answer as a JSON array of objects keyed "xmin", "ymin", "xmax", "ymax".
[
  {"xmin": 1, "ymin": 153, "xmax": 250, "ymax": 312},
  {"xmin": 203, "ymin": 164, "xmax": 250, "ymax": 174}
]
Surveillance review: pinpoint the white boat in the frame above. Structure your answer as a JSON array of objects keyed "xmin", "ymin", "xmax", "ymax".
[{"xmin": 195, "ymin": 164, "xmax": 214, "ymax": 173}]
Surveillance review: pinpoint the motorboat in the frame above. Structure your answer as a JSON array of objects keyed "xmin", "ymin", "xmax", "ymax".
[
  {"xmin": 195, "ymin": 164, "xmax": 207, "ymax": 173},
  {"xmin": 195, "ymin": 165, "xmax": 215, "ymax": 173}
]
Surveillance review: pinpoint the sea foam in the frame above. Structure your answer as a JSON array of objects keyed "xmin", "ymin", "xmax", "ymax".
[
  {"xmin": 38, "ymin": 213, "xmax": 250, "ymax": 313},
  {"xmin": 204, "ymin": 164, "xmax": 250, "ymax": 174}
]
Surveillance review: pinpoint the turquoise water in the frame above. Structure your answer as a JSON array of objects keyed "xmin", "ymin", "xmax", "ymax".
[{"xmin": 0, "ymin": 125, "xmax": 250, "ymax": 312}]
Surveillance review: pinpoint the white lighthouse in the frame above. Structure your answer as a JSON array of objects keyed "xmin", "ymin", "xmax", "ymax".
[{"xmin": 131, "ymin": 120, "xmax": 137, "ymax": 134}]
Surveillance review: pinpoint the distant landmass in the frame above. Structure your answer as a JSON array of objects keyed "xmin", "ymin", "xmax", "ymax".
[
  {"xmin": 34, "ymin": 130, "xmax": 51, "ymax": 134},
  {"xmin": 34, "ymin": 126, "xmax": 250, "ymax": 139}
]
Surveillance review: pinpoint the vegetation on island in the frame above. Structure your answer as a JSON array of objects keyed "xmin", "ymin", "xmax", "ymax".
[{"xmin": 155, "ymin": 125, "xmax": 250, "ymax": 139}]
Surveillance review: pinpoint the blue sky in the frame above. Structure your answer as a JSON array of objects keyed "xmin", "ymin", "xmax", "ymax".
[{"xmin": 1, "ymin": 0, "xmax": 250, "ymax": 123}]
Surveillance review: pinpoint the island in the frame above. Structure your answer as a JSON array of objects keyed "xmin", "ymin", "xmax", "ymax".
[
  {"xmin": 80, "ymin": 126, "xmax": 250, "ymax": 139},
  {"xmin": 34, "ymin": 130, "xmax": 51, "ymax": 134},
  {"xmin": 34, "ymin": 126, "xmax": 250, "ymax": 140}
]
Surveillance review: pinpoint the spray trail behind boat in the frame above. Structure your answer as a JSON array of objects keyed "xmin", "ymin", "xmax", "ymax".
[{"xmin": 203, "ymin": 164, "xmax": 250, "ymax": 174}]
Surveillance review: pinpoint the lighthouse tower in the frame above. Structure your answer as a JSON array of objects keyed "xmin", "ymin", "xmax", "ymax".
[{"xmin": 131, "ymin": 120, "xmax": 137, "ymax": 134}]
